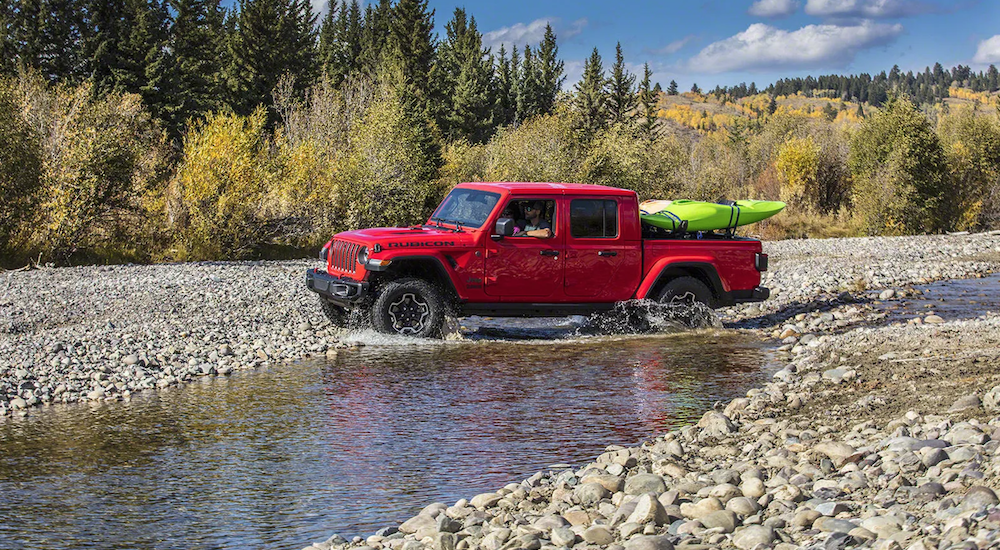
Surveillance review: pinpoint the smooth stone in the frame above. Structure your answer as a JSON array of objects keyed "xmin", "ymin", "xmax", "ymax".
[
  {"xmin": 623, "ymin": 535, "xmax": 675, "ymax": 550},
  {"xmin": 436, "ymin": 515, "xmax": 462, "ymax": 533},
  {"xmin": 792, "ymin": 509, "xmax": 821, "ymax": 528},
  {"xmin": 399, "ymin": 514, "xmax": 436, "ymax": 535},
  {"xmin": 533, "ymin": 515, "xmax": 569, "ymax": 531},
  {"xmin": 961, "ymin": 486, "xmax": 999, "ymax": 510},
  {"xmin": 814, "ymin": 517, "xmax": 857, "ymax": 533},
  {"xmin": 435, "ymin": 533, "xmax": 456, "ymax": 550},
  {"xmin": 699, "ymin": 510, "xmax": 737, "ymax": 533},
  {"xmin": 697, "ymin": 411, "xmax": 736, "ymax": 437},
  {"xmin": 921, "ymin": 448, "xmax": 948, "ymax": 468},
  {"xmin": 582, "ymin": 526, "xmax": 615, "ymax": 545},
  {"xmin": 582, "ymin": 474, "xmax": 625, "ymax": 493},
  {"xmin": 949, "ymin": 394, "xmax": 981, "ymax": 411},
  {"xmin": 725, "ymin": 497, "xmax": 761, "ymax": 516},
  {"xmin": 860, "ymin": 516, "xmax": 901, "ymax": 538},
  {"xmin": 470, "ymin": 492, "xmax": 502, "ymax": 509},
  {"xmin": 574, "ymin": 482, "xmax": 609, "ymax": 505},
  {"xmin": 924, "ymin": 314, "xmax": 944, "ymax": 324},
  {"xmin": 947, "ymin": 446, "xmax": 977, "ymax": 462},
  {"xmin": 732, "ymin": 525, "xmax": 775, "ymax": 550},
  {"xmin": 814, "ymin": 442, "xmax": 860, "ymax": 467},
  {"xmin": 815, "ymin": 502, "xmax": 848, "ymax": 516},
  {"xmin": 550, "ymin": 527, "xmax": 576, "ymax": 547},
  {"xmin": 983, "ymin": 385, "xmax": 1000, "ymax": 412},
  {"xmin": 680, "ymin": 497, "xmax": 723, "ymax": 519},
  {"xmin": 626, "ymin": 493, "xmax": 670, "ymax": 526},
  {"xmin": 625, "ymin": 474, "xmax": 667, "ymax": 496},
  {"xmin": 619, "ymin": 522, "xmax": 644, "ymax": 539},
  {"xmin": 741, "ymin": 478, "xmax": 765, "ymax": 499}
]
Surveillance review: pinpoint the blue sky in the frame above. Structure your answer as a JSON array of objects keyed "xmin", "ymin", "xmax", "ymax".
[{"xmin": 309, "ymin": 0, "xmax": 1000, "ymax": 91}]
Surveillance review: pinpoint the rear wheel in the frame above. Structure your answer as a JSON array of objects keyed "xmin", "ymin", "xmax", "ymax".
[
  {"xmin": 371, "ymin": 278, "xmax": 445, "ymax": 338},
  {"xmin": 657, "ymin": 276, "xmax": 713, "ymax": 307}
]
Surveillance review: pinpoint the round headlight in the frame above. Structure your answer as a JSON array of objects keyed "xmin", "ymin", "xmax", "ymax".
[{"xmin": 357, "ymin": 246, "xmax": 369, "ymax": 265}]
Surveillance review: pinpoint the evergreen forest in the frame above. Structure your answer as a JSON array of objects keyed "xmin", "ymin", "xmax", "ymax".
[{"xmin": 1, "ymin": 0, "xmax": 1000, "ymax": 266}]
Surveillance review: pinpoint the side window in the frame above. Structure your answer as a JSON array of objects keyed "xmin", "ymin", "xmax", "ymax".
[
  {"xmin": 571, "ymin": 199, "xmax": 618, "ymax": 238},
  {"xmin": 505, "ymin": 199, "xmax": 556, "ymax": 237}
]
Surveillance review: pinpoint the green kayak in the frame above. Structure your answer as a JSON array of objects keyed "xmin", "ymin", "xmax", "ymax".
[{"xmin": 639, "ymin": 199, "xmax": 786, "ymax": 232}]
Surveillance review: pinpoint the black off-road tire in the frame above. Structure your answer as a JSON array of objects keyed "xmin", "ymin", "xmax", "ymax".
[
  {"xmin": 319, "ymin": 298, "xmax": 348, "ymax": 327},
  {"xmin": 371, "ymin": 278, "xmax": 445, "ymax": 338},
  {"xmin": 657, "ymin": 276, "xmax": 714, "ymax": 307}
]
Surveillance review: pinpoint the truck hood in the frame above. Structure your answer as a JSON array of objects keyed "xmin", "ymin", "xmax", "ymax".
[{"xmin": 335, "ymin": 225, "xmax": 478, "ymax": 250}]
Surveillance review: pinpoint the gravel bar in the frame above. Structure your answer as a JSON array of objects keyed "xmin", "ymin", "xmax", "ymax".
[{"xmin": 4, "ymin": 232, "xmax": 1000, "ymax": 550}]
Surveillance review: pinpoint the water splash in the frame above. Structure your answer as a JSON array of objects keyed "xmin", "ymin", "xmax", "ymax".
[{"xmin": 578, "ymin": 299, "xmax": 721, "ymax": 335}]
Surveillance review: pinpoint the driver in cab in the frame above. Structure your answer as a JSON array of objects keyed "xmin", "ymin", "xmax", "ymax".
[{"xmin": 520, "ymin": 201, "xmax": 552, "ymax": 238}]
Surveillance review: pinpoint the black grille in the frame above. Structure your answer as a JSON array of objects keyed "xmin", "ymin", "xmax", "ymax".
[{"xmin": 331, "ymin": 240, "xmax": 359, "ymax": 274}]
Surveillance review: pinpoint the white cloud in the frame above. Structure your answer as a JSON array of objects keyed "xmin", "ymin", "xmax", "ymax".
[
  {"xmin": 652, "ymin": 36, "xmax": 696, "ymax": 55},
  {"xmin": 749, "ymin": 0, "xmax": 800, "ymax": 18},
  {"xmin": 483, "ymin": 18, "xmax": 587, "ymax": 51},
  {"xmin": 973, "ymin": 35, "xmax": 1000, "ymax": 65},
  {"xmin": 804, "ymin": 0, "xmax": 935, "ymax": 18},
  {"xmin": 687, "ymin": 20, "xmax": 903, "ymax": 73}
]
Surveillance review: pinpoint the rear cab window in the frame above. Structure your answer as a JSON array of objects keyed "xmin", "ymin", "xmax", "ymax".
[{"xmin": 570, "ymin": 199, "xmax": 619, "ymax": 239}]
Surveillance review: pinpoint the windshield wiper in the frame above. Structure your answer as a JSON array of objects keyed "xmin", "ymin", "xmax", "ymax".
[{"xmin": 427, "ymin": 217, "xmax": 464, "ymax": 232}]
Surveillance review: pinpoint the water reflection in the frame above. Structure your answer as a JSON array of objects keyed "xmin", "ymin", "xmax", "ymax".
[{"xmin": 0, "ymin": 331, "xmax": 770, "ymax": 550}]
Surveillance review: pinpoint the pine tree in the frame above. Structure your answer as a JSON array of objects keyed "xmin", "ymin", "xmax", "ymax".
[
  {"xmin": 537, "ymin": 23, "xmax": 564, "ymax": 115},
  {"xmin": 359, "ymin": 0, "xmax": 391, "ymax": 74},
  {"xmin": 652, "ymin": 82, "xmax": 662, "ymax": 95},
  {"xmin": 435, "ymin": 8, "xmax": 493, "ymax": 143},
  {"xmin": 516, "ymin": 44, "xmax": 543, "ymax": 122},
  {"xmin": 667, "ymin": 79, "xmax": 678, "ymax": 95},
  {"xmin": 493, "ymin": 44, "xmax": 515, "ymax": 127},
  {"xmin": 988, "ymin": 65, "xmax": 999, "ymax": 93},
  {"xmin": 227, "ymin": 0, "xmax": 317, "ymax": 117},
  {"xmin": 0, "ymin": 1, "xmax": 15, "ymax": 74},
  {"xmin": 387, "ymin": 0, "xmax": 435, "ymax": 109},
  {"xmin": 167, "ymin": 0, "xmax": 228, "ymax": 136},
  {"xmin": 606, "ymin": 42, "xmax": 636, "ymax": 127},
  {"xmin": 573, "ymin": 47, "xmax": 606, "ymax": 139},
  {"xmin": 13, "ymin": 0, "xmax": 88, "ymax": 82},
  {"xmin": 637, "ymin": 62, "xmax": 657, "ymax": 139},
  {"xmin": 767, "ymin": 95, "xmax": 777, "ymax": 115},
  {"xmin": 690, "ymin": 82, "xmax": 701, "ymax": 94},
  {"xmin": 320, "ymin": 0, "xmax": 362, "ymax": 85},
  {"xmin": 134, "ymin": 0, "xmax": 172, "ymax": 124}
]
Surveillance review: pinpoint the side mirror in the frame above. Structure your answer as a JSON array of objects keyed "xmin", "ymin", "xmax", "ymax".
[{"xmin": 492, "ymin": 218, "xmax": 515, "ymax": 240}]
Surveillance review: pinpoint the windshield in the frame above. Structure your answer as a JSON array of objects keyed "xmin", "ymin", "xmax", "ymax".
[{"xmin": 430, "ymin": 188, "xmax": 501, "ymax": 228}]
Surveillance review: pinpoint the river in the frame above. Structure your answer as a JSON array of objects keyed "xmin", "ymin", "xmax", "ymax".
[{"xmin": 0, "ymin": 323, "xmax": 774, "ymax": 550}]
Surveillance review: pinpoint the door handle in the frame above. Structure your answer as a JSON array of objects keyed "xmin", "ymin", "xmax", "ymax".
[
  {"xmin": 539, "ymin": 250, "xmax": 559, "ymax": 257},
  {"xmin": 598, "ymin": 251, "xmax": 618, "ymax": 257}
]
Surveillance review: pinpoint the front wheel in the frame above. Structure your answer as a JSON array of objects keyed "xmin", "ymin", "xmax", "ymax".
[
  {"xmin": 371, "ymin": 278, "xmax": 445, "ymax": 338},
  {"xmin": 657, "ymin": 276, "xmax": 714, "ymax": 307}
]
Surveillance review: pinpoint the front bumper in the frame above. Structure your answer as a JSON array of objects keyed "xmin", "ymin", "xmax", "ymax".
[{"xmin": 305, "ymin": 269, "xmax": 369, "ymax": 306}]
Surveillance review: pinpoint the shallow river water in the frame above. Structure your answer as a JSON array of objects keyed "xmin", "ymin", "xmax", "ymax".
[{"xmin": 0, "ymin": 324, "xmax": 774, "ymax": 550}]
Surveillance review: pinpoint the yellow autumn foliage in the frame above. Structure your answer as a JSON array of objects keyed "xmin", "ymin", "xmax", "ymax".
[{"xmin": 775, "ymin": 136, "xmax": 820, "ymax": 207}]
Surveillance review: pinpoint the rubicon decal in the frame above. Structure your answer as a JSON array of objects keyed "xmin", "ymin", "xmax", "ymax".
[{"xmin": 385, "ymin": 241, "xmax": 456, "ymax": 248}]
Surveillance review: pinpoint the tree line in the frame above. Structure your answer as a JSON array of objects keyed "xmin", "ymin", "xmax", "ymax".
[
  {"xmin": 700, "ymin": 63, "xmax": 1000, "ymax": 108},
  {"xmin": 0, "ymin": 0, "xmax": 570, "ymax": 143}
]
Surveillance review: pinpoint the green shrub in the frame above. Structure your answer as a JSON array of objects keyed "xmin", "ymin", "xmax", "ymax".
[
  {"xmin": 10, "ymin": 73, "xmax": 170, "ymax": 263},
  {"xmin": 578, "ymin": 124, "xmax": 687, "ymax": 200},
  {"xmin": 937, "ymin": 107, "xmax": 1000, "ymax": 230},
  {"xmin": 169, "ymin": 108, "xmax": 279, "ymax": 260},
  {"xmin": 0, "ymin": 81, "xmax": 42, "ymax": 258},
  {"xmin": 849, "ymin": 95, "xmax": 949, "ymax": 234}
]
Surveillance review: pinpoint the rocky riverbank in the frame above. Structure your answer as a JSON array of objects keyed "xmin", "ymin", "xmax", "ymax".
[
  {"xmin": 296, "ymin": 232, "xmax": 1000, "ymax": 550},
  {"xmin": 3, "ymin": 232, "xmax": 1000, "ymax": 550}
]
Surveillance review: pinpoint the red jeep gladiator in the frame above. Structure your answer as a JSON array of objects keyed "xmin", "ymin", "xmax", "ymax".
[{"xmin": 306, "ymin": 182, "xmax": 769, "ymax": 337}]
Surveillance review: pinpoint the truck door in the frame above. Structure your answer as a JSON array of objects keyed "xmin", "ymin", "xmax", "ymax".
[
  {"xmin": 564, "ymin": 198, "xmax": 640, "ymax": 301},
  {"xmin": 484, "ymin": 198, "xmax": 564, "ymax": 299}
]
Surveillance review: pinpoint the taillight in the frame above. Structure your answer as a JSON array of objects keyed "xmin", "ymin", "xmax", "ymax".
[{"xmin": 755, "ymin": 253, "xmax": 768, "ymax": 272}]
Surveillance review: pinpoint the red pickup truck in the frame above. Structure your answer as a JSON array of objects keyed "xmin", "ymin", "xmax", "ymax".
[{"xmin": 306, "ymin": 182, "xmax": 769, "ymax": 337}]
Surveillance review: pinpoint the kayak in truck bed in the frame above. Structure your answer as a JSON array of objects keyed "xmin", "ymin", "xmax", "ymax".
[{"xmin": 639, "ymin": 199, "xmax": 785, "ymax": 232}]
